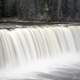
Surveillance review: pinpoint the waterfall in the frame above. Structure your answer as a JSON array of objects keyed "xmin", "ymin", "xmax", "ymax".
[{"xmin": 0, "ymin": 25, "xmax": 80, "ymax": 79}]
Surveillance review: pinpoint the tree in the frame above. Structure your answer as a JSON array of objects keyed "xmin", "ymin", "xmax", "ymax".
[
  {"xmin": 75, "ymin": 0, "xmax": 80, "ymax": 20},
  {"xmin": 0, "ymin": 0, "xmax": 3, "ymax": 18},
  {"xmin": 3, "ymin": 0, "xmax": 17, "ymax": 17},
  {"xmin": 16, "ymin": 0, "xmax": 36, "ymax": 20},
  {"xmin": 57, "ymin": 0, "xmax": 62, "ymax": 19},
  {"xmin": 47, "ymin": 0, "xmax": 58, "ymax": 20}
]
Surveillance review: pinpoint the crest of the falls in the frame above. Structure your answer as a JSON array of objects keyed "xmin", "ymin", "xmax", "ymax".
[{"xmin": 0, "ymin": 26, "xmax": 79, "ymax": 69}]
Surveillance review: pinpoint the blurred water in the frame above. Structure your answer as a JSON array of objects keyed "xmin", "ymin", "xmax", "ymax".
[{"xmin": 0, "ymin": 25, "xmax": 80, "ymax": 79}]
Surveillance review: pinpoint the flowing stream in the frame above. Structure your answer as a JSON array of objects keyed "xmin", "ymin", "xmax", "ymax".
[{"xmin": 0, "ymin": 25, "xmax": 80, "ymax": 79}]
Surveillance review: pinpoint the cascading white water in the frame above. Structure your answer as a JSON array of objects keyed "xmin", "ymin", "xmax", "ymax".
[{"xmin": 0, "ymin": 25, "xmax": 80, "ymax": 79}]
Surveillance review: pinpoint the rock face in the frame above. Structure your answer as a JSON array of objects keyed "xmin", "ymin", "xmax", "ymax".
[{"xmin": 0, "ymin": 0, "xmax": 80, "ymax": 21}]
